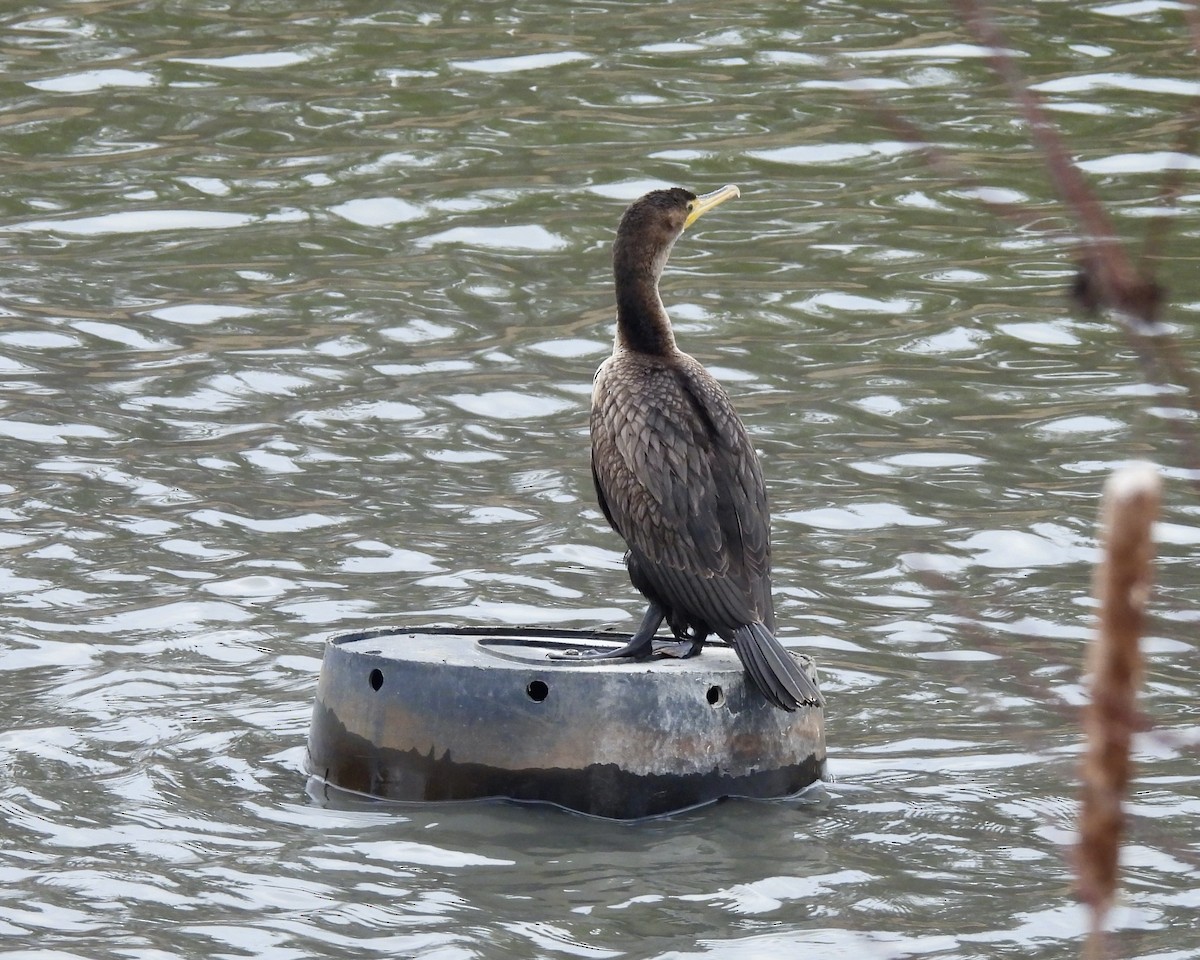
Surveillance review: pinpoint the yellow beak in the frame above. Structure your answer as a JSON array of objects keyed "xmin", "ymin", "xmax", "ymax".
[{"xmin": 684, "ymin": 184, "xmax": 740, "ymax": 229}]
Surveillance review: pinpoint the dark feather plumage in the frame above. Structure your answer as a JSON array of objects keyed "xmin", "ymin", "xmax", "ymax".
[{"xmin": 591, "ymin": 186, "xmax": 821, "ymax": 711}]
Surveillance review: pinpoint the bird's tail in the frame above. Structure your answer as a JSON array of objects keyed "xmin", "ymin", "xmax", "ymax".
[{"xmin": 731, "ymin": 622, "xmax": 822, "ymax": 711}]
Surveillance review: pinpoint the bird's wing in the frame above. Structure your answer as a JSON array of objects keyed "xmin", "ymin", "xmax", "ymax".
[{"xmin": 591, "ymin": 354, "xmax": 773, "ymax": 631}]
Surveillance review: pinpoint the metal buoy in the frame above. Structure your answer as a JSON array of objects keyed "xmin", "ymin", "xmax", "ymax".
[{"xmin": 305, "ymin": 626, "xmax": 825, "ymax": 820}]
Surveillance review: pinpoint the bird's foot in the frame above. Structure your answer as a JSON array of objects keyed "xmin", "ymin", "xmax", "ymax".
[
  {"xmin": 547, "ymin": 637, "xmax": 653, "ymax": 662},
  {"xmin": 547, "ymin": 647, "xmax": 637, "ymax": 662},
  {"xmin": 651, "ymin": 638, "xmax": 703, "ymax": 659},
  {"xmin": 549, "ymin": 604, "xmax": 665, "ymax": 663}
]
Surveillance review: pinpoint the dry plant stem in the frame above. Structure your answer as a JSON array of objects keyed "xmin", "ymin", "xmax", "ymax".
[
  {"xmin": 954, "ymin": 0, "xmax": 1162, "ymax": 323},
  {"xmin": 953, "ymin": 0, "xmax": 1200, "ymax": 495},
  {"xmin": 837, "ymin": 64, "xmax": 1053, "ymax": 237},
  {"xmin": 1139, "ymin": 0, "xmax": 1200, "ymax": 265},
  {"xmin": 1077, "ymin": 465, "xmax": 1160, "ymax": 955}
]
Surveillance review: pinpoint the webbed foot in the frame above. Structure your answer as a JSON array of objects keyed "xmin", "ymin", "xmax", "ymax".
[
  {"xmin": 547, "ymin": 603, "xmax": 665, "ymax": 663},
  {"xmin": 650, "ymin": 638, "xmax": 703, "ymax": 659},
  {"xmin": 548, "ymin": 639, "xmax": 651, "ymax": 662}
]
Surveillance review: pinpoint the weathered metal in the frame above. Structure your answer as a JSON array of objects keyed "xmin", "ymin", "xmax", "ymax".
[{"xmin": 305, "ymin": 626, "xmax": 825, "ymax": 819}]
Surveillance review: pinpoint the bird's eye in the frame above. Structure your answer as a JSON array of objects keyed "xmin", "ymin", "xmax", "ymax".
[{"xmin": 686, "ymin": 202, "xmax": 695, "ymax": 213}]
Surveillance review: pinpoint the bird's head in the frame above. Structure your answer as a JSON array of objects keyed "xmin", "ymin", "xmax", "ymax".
[{"xmin": 613, "ymin": 184, "xmax": 740, "ymax": 280}]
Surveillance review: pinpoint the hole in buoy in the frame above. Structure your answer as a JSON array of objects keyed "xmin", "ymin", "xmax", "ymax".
[
  {"xmin": 368, "ymin": 668, "xmax": 384, "ymax": 691},
  {"xmin": 706, "ymin": 684, "xmax": 725, "ymax": 707},
  {"xmin": 526, "ymin": 679, "xmax": 549, "ymax": 702}
]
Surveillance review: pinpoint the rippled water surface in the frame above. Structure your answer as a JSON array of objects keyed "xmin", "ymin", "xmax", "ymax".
[{"xmin": 2, "ymin": 1, "xmax": 1198, "ymax": 957}]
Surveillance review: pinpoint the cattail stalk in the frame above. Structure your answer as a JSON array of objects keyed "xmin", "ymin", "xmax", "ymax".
[{"xmin": 1077, "ymin": 464, "xmax": 1160, "ymax": 957}]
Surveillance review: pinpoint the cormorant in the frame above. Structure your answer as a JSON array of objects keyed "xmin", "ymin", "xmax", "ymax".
[{"xmin": 559, "ymin": 185, "xmax": 822, "ymax": 711}]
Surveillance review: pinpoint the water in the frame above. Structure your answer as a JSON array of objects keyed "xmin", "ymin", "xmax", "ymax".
[{"xmin": 1, "ymin": 1, "xmax": 1198, "ymax": 957}]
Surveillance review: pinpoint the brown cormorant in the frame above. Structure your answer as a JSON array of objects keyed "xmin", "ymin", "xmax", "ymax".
[{"xmin": 559, "ymin": 185, "xmax": 821, "ymax": 711}]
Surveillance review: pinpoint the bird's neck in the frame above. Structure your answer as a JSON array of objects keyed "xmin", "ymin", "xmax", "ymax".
[{"xmin": 613, "ymin": 250, "xmax": 677, "ymax": 357}]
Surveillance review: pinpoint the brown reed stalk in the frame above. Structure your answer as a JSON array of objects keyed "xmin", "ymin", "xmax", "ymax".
[
  {"xmin": 953, "ymin": 0, "xmax": 1165, "ymax": 327},
  {"xmin": 948, "ymin": 1, "xmax": 1200, "ymax": 495},
  {"xmin": 1077, "ymin": 464, "xmax": 1160, "ymax": 959}
]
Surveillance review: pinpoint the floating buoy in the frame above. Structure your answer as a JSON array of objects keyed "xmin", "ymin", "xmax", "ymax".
[{"xmin": 306, "ymin": 626, "xmax": 825, "ymax": 820}]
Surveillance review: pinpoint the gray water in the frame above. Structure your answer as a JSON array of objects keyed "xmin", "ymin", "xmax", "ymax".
[{"xmin": 1, "ymin": 1, "xmax": 1198, "ymax": 958}]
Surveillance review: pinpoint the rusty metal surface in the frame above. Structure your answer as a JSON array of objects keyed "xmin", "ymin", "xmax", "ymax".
[{"xmin": 305, "ymin": 626, "xmax": 825, "ymax": 819}]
